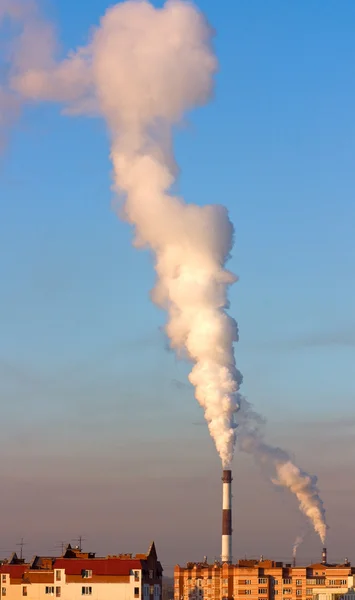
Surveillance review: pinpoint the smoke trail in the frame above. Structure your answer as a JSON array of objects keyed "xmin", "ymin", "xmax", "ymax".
[
  {"xmin": 11, "ymin": 0, "xmax": 240, "ymax": 468},
  {"xmin": 0, "ymin": 0, "xmax": 55, "ymax": 150},
  {"xmin": 7, "ymin": 3, "xmax": 328, "ymax": 539},
  {"xmin": 236, "ymin": 397, "xmax": 327, "ymax": 544},
  {"xmin": 292, "ymin": 534, "xmax": 305, "ymax": 559}
]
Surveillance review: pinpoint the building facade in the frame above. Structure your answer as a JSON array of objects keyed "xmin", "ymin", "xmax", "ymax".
[
  {"xmin": 0, "ymin": 542, "xmax": 162, "ymax": 600},
  {"xmin": 174, "ymin": 557, "xmax": 355, "ymax": 600}
]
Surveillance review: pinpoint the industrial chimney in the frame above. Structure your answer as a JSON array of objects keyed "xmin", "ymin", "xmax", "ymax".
[
  {"xmin": 322, "ymin": 548, "xmax": 327, "ymax": 565},
  {"xmin": 221, "ymin": 469, "xmax": 232, "ymax": 564}
]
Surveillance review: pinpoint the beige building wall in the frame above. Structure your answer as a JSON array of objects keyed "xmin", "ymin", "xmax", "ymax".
[
  {"xmin": 1, "ymin": 570, "xmax": 162, "ymax": 600},
  {"xmin": 174, "ymin": 560, "xmax": 354, "ymax": 600}
]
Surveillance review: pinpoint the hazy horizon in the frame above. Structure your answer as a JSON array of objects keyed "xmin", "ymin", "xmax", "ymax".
[{"xmin": 1, "ymin": 0, "xmax": 355, "ymax": 576}]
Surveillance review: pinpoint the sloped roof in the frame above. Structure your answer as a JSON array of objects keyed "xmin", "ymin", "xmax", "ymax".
[
  {"xmin": 0, "ymin": 564, "xmax": 28, "ymax": 578},
  {"xmin": 53, "ymin": 558, "xmax": 142, "ymax": 576}
]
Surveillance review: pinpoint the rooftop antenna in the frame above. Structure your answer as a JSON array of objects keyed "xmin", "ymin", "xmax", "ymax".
[
  {"xmin": 16, "ymin": 538, "xmax": 26, "ymax": 560},
  {"xmin": 55, "ymin": 542, "xmax": 66, "ymax": 555},
  {"xmin": 72, "ymin": 536, "xmax": 85, "ymax": 552}
]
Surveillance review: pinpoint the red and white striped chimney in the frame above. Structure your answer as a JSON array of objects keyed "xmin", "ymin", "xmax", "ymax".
[{"xmin": 221, "ymin": 469, "xmax": 232, "ymax": 564}]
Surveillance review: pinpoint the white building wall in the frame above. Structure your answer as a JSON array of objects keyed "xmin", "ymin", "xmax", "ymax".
[
  {"xmin": 2, "ymin": 572, "xmax": 145, "ymax": 600},
  {"xmin": 313, "ymin": 582, "xmax": 355, "ymax": 600},
  {"xmin": 60, "ymin": 579, "xmax": 137, "ymax": 600}
]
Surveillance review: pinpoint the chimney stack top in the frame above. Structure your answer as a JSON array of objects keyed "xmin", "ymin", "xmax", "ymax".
[{"xmin": 222, "ymin": 470, "xmax": 232, "ymax": 483}]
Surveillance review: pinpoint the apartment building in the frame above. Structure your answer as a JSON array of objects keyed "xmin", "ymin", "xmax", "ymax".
[
  {"xmin": 174, "ymin": 555, "xmax": 355, "ymax": 600},
  {"xmin": 0, "ymin": 542, "xmax": 162, "ymax": 600}
]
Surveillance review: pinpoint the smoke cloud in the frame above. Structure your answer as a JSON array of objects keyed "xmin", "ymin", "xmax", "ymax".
[
  {"xmin": 292, "ymin": 533, "xmax": 305, "ymax": 559},
  {"xmin": 0, "ymin": 0, "xmax": 56, "ymax": 149},
  {"xmin": 236, "ymin": 397, "xmax": 327, "ymax": 544},
  {"xmin": 5, "ymin": 1, "xmax": 328, "ymax": 542},
  {"xmin": 10, "ymin": 0, "xmax": 240, "ymax": 468}
]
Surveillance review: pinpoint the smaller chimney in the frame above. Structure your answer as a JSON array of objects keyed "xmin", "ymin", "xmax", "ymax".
[{"xmin": 322, "ymin": 547, "xmax": 327, "ymax": 565}]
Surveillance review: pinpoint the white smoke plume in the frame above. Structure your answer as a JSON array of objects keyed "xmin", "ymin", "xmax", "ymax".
[
  {"xmin": 236, "ymin": 396, "xmax": 327, "ymax": 544},
  {"xmin": 10, "ymin": 0, "xmax": 240, "ymax": 468},
  {"xmin": 0, "ymin": 0, "xmax": 56, "ymax": 149},
  {"xmin": 6, "ymin": 3, "xmax": 329, "ymax": 541},
  {"xmin": 292, "ymin": 533, "xmax": 305, "ymax": 559}
]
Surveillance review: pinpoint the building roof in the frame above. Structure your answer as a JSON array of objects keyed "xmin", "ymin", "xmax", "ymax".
[
  {"xmin": 53, "ymin": 558, "xmax": 142, "ymax": 576},
  {"xmin": 0, "ymin": 564, "xmax": 28, "ymax": 578},
  {"xmin": 29, "ymin": 556, "xmax": 56, "ymax": 570},
  {"xmin": 0, "ymin": 541, "xmax": 162, "ymax": 578}
]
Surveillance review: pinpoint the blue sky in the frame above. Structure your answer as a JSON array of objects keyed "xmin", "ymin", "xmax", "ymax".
[{"xmin": 0, "ymin": 0, "xmax": 355, "ymax": 569}]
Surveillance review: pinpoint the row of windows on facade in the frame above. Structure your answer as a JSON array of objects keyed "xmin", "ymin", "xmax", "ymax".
[
  {"xmin": 181, "ymin": 588, "xmax": 347, "ymax": 596},
  {"xmin": 1, "ymin": 585, "xmax": 161, "ymax": 597},
  {"xmin": 181, "ymin": 578, "xmax": 348, "ymax": 587},
  {"xmin": 234, "ymin": 588, "xmax": 322, "ymax": 595},
  {"xmin": 237, "ymin": 591, "xmax": 328, "ymax": 597},
  {"xmin": 2, "ymin": 569, "xmax": 143, "ymax": 585},
  {"xmin": 54, "ymin": 570, "xmax": 142, "ymax": 581},
  {"xmin": 186, "ymin": 596, "xmax": 295, "ymax": 600},
  {"xmin": 1, "ymin": 587, "xmax": 89, "ymax": 597},
  {"xmin": 185, "ymin": 593, "xmax": 301, "ymax": 597},
  {"xmin": 191, "ymin": 596, "xmax": 341, "ymax": 600},
  {"xmin": 1, "ymin": 587, "xmax": 99, "ymax": 597}
]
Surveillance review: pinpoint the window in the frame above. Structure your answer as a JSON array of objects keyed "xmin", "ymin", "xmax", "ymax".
[
  {"xmin": 245, "ymin": 591, "xmax": 252, "ymax": 596},
  {"xmin": 56, "ymin": 571, "xmax": 61, "ymax": 582},
  {"xmin": 306, "ymin": 590, "xmax": 313, "ymax": 595},
  {"xmin": 283, "ymin": 580, "xmax": 291, "ymax": 585},
  {"xmin": 316, "ymin": 579, "xmax": 325, "ymax": 585},
  {"xmin": 2, "ymin": 588, "xmax": 6, "ymax": 597},
  {"xmin": 258, "ymin": 589, "xmax": 268, "ymax": 594},
  {"xmin": 274, "ymin": 581, "xmax": 278, "ymax": 586},
  {"xmin": 2, "ymin": 576, "xmax": 6, "ymax": 583},
  {"xmin": 259, "ymin": 579, "xmax": 267, "ymax": 585},
  {"xmin": 83, "ymin": 570, "xmax": 92, "ymax": 579},
  {"xmin": 283, "ymin": 590, "xmax": 292, "ymax": 595},
  {"xmin": 135, "ymin": 571, "xmax": 140, "ymax": 582},
  {"xmin": 296, "ymin": 581, "xmax": 302, "ymax": 586},
  {"xmin": 82, "ymin": 587, "xmax": 92, "ymax": 596},
  {"xmin": 296, "ymin": 591, "xmax": 302, "ymax": 596},
  {"xmin": 23, "ymin": 588, "xmax": 27, "ymax": 597},
  {"xmin": 135, "ymin": 588, "xmax": 140, "ymax": 597},
  {"xmin": 341, "ymin": 581, "xmax": 347, "ymax": 586},
  {"xmin": 149, "ymin": 571, "xmax": 154, "ymax": 580},
  {"xmin": 245, "ymin": 581, "xmax": 252, "ymax": 585},
  {"xmin": 46, "ymin": 587, "xmax": 55, "ymax": 595},
  {"xmin": 56, "ymin": 588, "xmax": 61, "ymax": 598}
]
